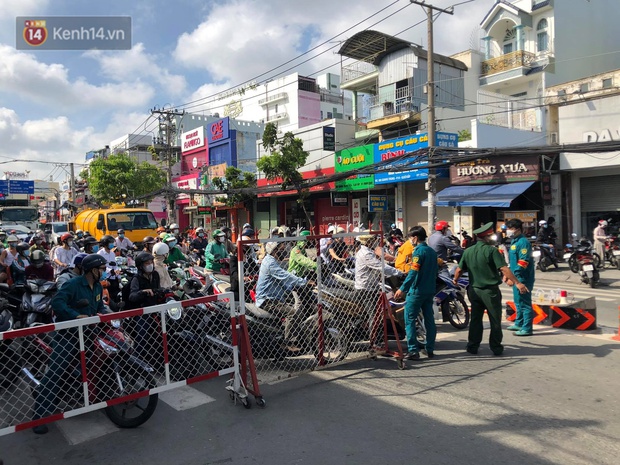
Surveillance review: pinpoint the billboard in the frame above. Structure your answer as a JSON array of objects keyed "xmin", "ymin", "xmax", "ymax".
[
  {"xmin": 207, "ymin": 117, "xmax": 230, "ymax": 144},
  {"xmin": 450, "ymin": 155, "xmax": 540, "ymax": 185},
  {"xmin": 334, "ymin": 144, "xmax": 375, "ymax": 191},
  {"xmin": 181, "ymin": 126, "xmax": 205, "ymax": 153}
]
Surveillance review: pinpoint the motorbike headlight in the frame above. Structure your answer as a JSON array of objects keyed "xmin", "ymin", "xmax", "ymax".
[
  {"xmin": 167, "ymin": 306, "xmax": 183, "ymax": 321},
  {"xmin": 532, "ymin": 251, "xmax": 542, "ymax": 257},
  {"xmin": 97, "ymin": 338, "xmax": 119, "ymax": 354},
  {"xmin": 110, "ymin": 319, "xmax": 121, "ymax": 329}
]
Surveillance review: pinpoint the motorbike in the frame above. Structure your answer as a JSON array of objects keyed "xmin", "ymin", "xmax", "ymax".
[
  {"xmin": 20, "ymin": 279, "xmax": 57, "ymax": 327},
  {"xmin": 563, "ymin": 235, "xmax": 600, "ymax": 288},
  {"xmin": 459, "ymin": 229, "xmax": 474, "ymax": 249},
  {"xmin": 564, "ymin": 234, "xmax": 602, "ymax": 274},
  {"xmin": 604, "ymin": 235, "xmax": 620, "ymax": 269},
  {"xmin": 22, "ymin": 302, "xmax": 159, "ymax": 428},
  {"xmin": 531, "ymin": 239, "xmax": 559, "ymax": 272},
  {"xmin": 0, "ymin": 297, "xmax": 21, "ymax": 389}
]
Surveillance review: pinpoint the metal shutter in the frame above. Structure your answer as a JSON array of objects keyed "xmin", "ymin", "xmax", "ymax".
[{"xmin": 580, "ymin": 175, "xmax": 620, "ymax": 212}]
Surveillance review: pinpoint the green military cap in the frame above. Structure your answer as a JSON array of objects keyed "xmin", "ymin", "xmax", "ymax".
[{"xmin": 473, "ymin": 221, "xmax": 494, "ymax": 237}]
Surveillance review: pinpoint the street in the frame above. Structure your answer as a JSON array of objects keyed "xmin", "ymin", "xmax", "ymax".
[{"xmin": 1, "ymin": 320, "xmax": 619, "ymax": 465}]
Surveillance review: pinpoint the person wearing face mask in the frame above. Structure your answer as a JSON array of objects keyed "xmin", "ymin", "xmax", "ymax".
[
  {"xmin": 29, "ymin": 234, "xmax": 46, "ymax": 254},
  {"xmin": 11, "ymin": 242, "xmax": 31, "ymax": 285},
  {"xmin": 56, "ymin": 253, "xmax": 87, "ymax": 289},
  {"xmin": 97, "ymin": 234, "xmax": 120, "ymax": 299},
  {"xmin": 53, "ymin": 233, "xmax": 78, "ymax": 278},
  {"xmin": 163, "ymin": 233, "xmax": 186, "ymax": 266},
  {"xmin": 25, "ymin": 249, "xmax": 54, "ymax": 281},
  {"xmin": 142, "ymin": 236, "xmax": 156, "ymax": 253},
  {"xmin": 115, "ymin": 229, "xmax": 136, "ymax": 252},
  {"xmin": 221, "ymin": 227, "xmax": 236, "ymax": 255},
  {"xmin": 152, "ymin": 242, "xmax": 175, "ymax": 289},
  {"xmin": 127, "ymin": 252, "xmax": 160, "ymax": 309},
  {"xmin": 190, "ymin": 227, "xmax": 209, "ymax": 256},
  {"xmin": 0, "ymin": 235, "xmax": 19, "ymax": 283},
  {"xmin": 32, "ymin": 253, "xmax": 107, "ymax": 434},
  {"xmin": 505, "ymin": 219, "xmax": 536, "ymax": 337},
  {"xmin": 81, "ymin": 236, "xmax": 100, "ymax": 254},
  {"xmin": 73, "ymin": 229, "xmax": 85, "ymax": 249},
  {"xmin": 204, "ymin": 229, "xmax": 228, "ymax": 271},
  {"xmin": 453, "ymin": 222, "xmax": 528, "ymax": 356}
]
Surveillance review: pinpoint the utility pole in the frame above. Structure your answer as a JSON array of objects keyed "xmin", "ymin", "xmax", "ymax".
[
  {"xmin": 69, "ymin": 163, "xmax": 75, "ymax": 202},
  {"xmin": 410, "ymin": 0, "xmax": 453, "ymax": 230},
  {"xmin": 151, "ymin": 107, "xmax": 184, "ymax": 226}
]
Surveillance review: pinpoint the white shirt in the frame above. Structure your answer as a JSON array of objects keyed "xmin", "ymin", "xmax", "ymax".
[
  {"xmin": 115, "ymin": 236, "xmax": 135, "ymax": 251},
  {"xmin": 97, "ymin": 248, "xmax": 119, "ymax": 279},
  {"xmin": 54, "ymin": 246, "xmax": 78, "ymax": 275}
]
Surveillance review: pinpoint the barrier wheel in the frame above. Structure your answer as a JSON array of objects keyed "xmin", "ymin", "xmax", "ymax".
[
  {"xmin": 256, "ymin": 397, "xmax": 266, "ymax": 408},
  {"xmin": 397, "ymin": 358, "xmax": 405, "ymax": 370},
  {"xmin": 241, "ymin": 396, "xmax": 251, "ymax": 409}
]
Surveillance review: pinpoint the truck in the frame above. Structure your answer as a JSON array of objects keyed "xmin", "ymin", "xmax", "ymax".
[
  {"xmin": 74, "ymin": 208, "xmax": 159, "ymax": 245},
  {"xmin": 0, "ymin": 206, "xmax": 39, "ymax": 231}
]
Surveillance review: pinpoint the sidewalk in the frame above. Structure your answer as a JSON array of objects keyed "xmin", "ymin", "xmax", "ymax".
[{"xmin": 534, "ymin": 261, "xmax": 620, "ymax": 288}]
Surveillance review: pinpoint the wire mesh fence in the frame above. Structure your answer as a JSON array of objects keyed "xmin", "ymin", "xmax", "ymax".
[
  {"xmin": 0, "ymin": 293, "xmax": 241, "ymax": 436},
  {"xmin": 236, "ymin": 232, "xmax": 408, "ymax": 387}
]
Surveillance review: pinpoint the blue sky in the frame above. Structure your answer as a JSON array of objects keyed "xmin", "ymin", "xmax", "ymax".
[{"xmin": 0, "ymin": 0, "xmax": 494, "ymax": 182}]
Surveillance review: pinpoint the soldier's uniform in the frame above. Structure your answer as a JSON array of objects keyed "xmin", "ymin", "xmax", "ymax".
[
  {"xmin": 458, "ymin": 222, "xmax": 507, "ymax": 355},
  {"xmin": 508, "ymin": 232, "xmax": 535, "ymax": 335}
]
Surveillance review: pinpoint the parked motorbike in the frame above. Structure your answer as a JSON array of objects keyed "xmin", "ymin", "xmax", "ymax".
[
  {"xmin": 531, "ymin": 239, "xmax": 558, "ymax": 272},
  {"xmin": 22, "ymin": 303, "xmax": 159, "ymax": 428},
  {"xmin": 564, "ymin": 234, "xmax": 602, "ymax": 274},
  {"xmin": 0, "ymin": 298, "xmax": 21, "ymax": 389},
  {"xmin": 564, "ymin": 234, "xmax": 600, "ymax": 288},
  {"xmin": 604, "ymin": 235, "xmax": 620, "ymax": 269},
  {"xmin": 20, "ymin": 279, "xmax": 57, "ymax": 327}
]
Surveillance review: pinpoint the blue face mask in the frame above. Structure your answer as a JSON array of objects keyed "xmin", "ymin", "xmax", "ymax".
[
  {"xmin": 23, "ymin": 250, "xmax": 30, "ymax": 257},
  {"xmin": 92, "ymin": 245, "xmax": 100, "ymax": 252},
  {"xmin": 168, "ymin": 241, "xmax": 177, "ymax": 248},
  {"xmin": 100, "ymin": 271, "xmax": 109, "ymax": 281},
  {"xmin": 119, "ymin": 234, "xmax": 125, "ymax": 239},
  {"xmin": 108, "ymin": 242, "xmax": 115, "ymax": 249},
  {"xmin": 77, "ymin": 233, "xmax": 83, "ymax": 238}
]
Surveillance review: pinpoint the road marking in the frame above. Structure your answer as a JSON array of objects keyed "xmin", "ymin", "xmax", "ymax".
[
  {"xmin": 158, "ymin": 385, "xmax": 216, "ymax": 411},
  {"xmin": 56, "ymin": 411, "xmax": 119, "ymax": 445}
]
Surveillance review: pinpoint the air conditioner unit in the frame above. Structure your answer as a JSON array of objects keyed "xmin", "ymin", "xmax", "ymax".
[{"xmin": 550, "ymin": 132, "xmax": 558, "ymax": 144}]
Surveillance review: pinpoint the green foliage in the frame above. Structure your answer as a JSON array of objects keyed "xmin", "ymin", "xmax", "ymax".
[
  {"xmin": 211, "ymin": 166, "xmax": 257, "ymax": 207},
  {"xmin": 81, "ymin": 152, "xmax": 167, "ymax": 204},
  {"xmin": 458, "ymin": 129, "xmax": 472, "ymax": 142}
]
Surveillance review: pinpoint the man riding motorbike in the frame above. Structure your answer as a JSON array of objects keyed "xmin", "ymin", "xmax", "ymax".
[{"xmin": 428, "ymin": 221, "xmax": 463, "ymax": 261}]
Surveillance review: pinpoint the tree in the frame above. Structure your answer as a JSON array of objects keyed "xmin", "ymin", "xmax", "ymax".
[
  {"xmin": 458, "ymin": 129, "xmax": 472, "ymax": 142},
  {"xmin": 256, "ymin": 122, "xmax": 312, "ymax": 230},
  {"xmin": 81, "ymin": 152, "xmax": 167, "ymax": 205},
  {"xmin": 211, "ymin": 166, "xmax": 257, "ymax": 207}
]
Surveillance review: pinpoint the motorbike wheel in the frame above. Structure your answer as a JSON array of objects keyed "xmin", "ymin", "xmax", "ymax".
[
  {"xmin": 593, "ymin": 253, "xmax": 602, "ymax": 269},
  {"xmin": 443, "ymin": 295, "xmax": 470, "ymax": 330},
  {"xmin": 416, "ymin": 315, "xmax": 427, "ymax": 348},
  {"xmin": 617, "ymin": 259, "xmax": 620, "ymax": 271},
  {"xmin": 568, "ymin": 256, "xmax": 579, "ymax": 273},
  {"xmin": 591, "ymin": 270, "xmax": 600, "ymax": 288},
  {"xmin": 104, "ymin": 370, "xmax": 159, "ymax": 428},
  {"xmin": 0, "ymin": 344, "xmax": 21, "ymax": 389},
  {"xmin": 538, "ymin": 258, "xmax": 548, "ymax": 272},
  {"xmin": 315, "ymin": 327, "xmax": 348, "ymax": 364}
]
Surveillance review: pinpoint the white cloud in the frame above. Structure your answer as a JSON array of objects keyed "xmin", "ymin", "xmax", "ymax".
[{"xmin": 0, "ymin": 45, "xmax": 155, "ymax": 111}]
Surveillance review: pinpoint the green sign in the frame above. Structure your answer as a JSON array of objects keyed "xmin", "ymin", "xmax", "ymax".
[
  {"xmin": 334, "ymin": 144, "xmax": 375, "ymax": 191},
  {"xmin": 197, "ymin": 205, "xmax": 212, "ymax": 215}
]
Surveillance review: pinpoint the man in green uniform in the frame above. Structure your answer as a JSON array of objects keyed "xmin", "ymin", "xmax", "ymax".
[
  {"xmin": 505, "ymin": 218, "xmax": 536, "ymax": 336},
  {"xmin": 394, "ymin": 226, "xmax": 438, "ymax": 360},
  {"xmin": 288, "ymin": 230, "xmax": 317, "ymax": 277},
  {"xmin": 204, "ymin": 229, "xmax": 229, "ymax": 271},
  {"xmin": 453, "ymin": 222, "xmax": 528, "ymax": 356}
]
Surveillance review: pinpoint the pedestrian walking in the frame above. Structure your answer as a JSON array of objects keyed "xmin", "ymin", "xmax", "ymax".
[
  {"xmin": 505, "ymin": 219, "xmax": 536, "ymax": 336},
  {"xmin": 453, "ymin": 222, "xmax": 528, "ymax": 356},
  {"xmin": 394, "ymin": 226, "xmax": 438, "ymax": 360}
]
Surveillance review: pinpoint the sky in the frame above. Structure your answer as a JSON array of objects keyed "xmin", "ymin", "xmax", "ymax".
[{"xmin": 0, "ymin": 0, "xmax": 496, "ymax": 183}]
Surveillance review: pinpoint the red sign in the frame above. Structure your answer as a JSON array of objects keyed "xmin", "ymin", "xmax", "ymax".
[{"xmin": 23, "ymin": 20, "xmax": 47, "ymax": 47}]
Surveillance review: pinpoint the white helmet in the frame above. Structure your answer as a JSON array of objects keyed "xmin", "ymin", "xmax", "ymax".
[
  {"xmin": 538, "ymin": 220, "xmax": 547, "ymax": 226},
  {"xmin": 327, "ymin": 225, "xmax": 336, "ymax": 234},
  {"xmin": 169, "ymin": 223, "xmax": 179, "ymax": 230},
  {"xmin": 599, "ymin": 220, "xmax": 608, "ymax": 227},
  {"xmin": 153, "ymin": 242, "xmax": 169, "ymax": 256}
]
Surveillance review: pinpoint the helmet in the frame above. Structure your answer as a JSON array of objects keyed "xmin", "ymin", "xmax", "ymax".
[
  {"xmin": 16, "ymin": 242, "xmax": 30, "ymax": 254},
  {"xmin": 84, "ymin": 231, "xmax": 91, "ymax": 237},
  {"xmin": 336, "ymin": 227, "xmax": 345, "ymax": 234},
  {"xmin": 164, "ymin": 233, "xmax": 177, "ymax": 243},
  {"xmin": 83, "ymin": 236, "xmax": 98, "ymax": 247},
  {"xmin": 31, "ymin": 249, "xmax": 46, "ymax": 266},
  {"xmin": 142, "ymin": 236, "xmax": 156, "ymax": 244},
  {"xmin": 501, "ymin": 224, "xmax": 507, "ymax": 231},
  {"xmin": 391, "ymin": 223, "xmax": 396, "ymax": 229},
  {"xmin": 76, "ymin": 229, "xmax": 83, "ymax": 234},
  {"xmin": 60, "ymin": 233, "xmax": 73, "ymax": 243},
  {"xmin": 153, "ymin": 242, "xmax": 169, "ymax": 256},
  {"xmin": 241, "ymin": 228, "xmax": 255, "ymax": 238},
  {"xmin": 242, "ymin": 223, "xmax": 251, "ymax": 230},
  {"xmin": 300, "ymin": 230, "xmax": 311, "ymax": 237},
  {"xmin": 265, "ymin": 241, "xmax": 282, "ymax": 255},
  {"xmin": 270, "ymin": 227, "xmax": 280, "ymax": 237},
  {"xmin": 195, "ymin": 227, "xmax": 205, "ymax": 234},
  {"xmin": 599, "ymin": 220, "xmax": 608, "ymax": 227},
  {"xmin": 100, "ymin": 234, "xmax": 115, "ymax": 246},
  {"xmin": 117, "ymin": 229, "xmax": 125, "ymax": 234},
  {"xmin": 6, "ymin": 235, "xmax": 18, "ymax": 243},
  {"xmin": 81, "ymin": 254, "xmax": 108, "ymax": 272},
  {"xmin": 135, "ymin": 252, "xmax": 154, "ymax": 269},
  {"xmin": 70, "ymin": 253, "xmax": 88, "ymax": 269},
  {"xmin": 212, "ymin": 229, "xmax": 225, "ymax": 239},
  {"xmin": 221, "ymin": 227, "xmax": 231, "ymax": 234},
  {"xmin": 278, "ymin": 225, "xmax": 290, "ymax": 236},
  {"xmin": 435, "ymin": 221, "xmax": 450, "ymax": 231},
  {"xmin": 539, "ymin": 220, "xmax": 547, "ymax": 226},
  {"xmin": 159, "ymin": 232, "xmax": 168, "ymax": 240},
  {"xmin": 169, "ymin": 223, "xmax": 179, "ymax": 231},
  {"xmin": 327, "ymin": 225, "xmax": 335, "ymax": 234},
  {"xmin": 156, "ymin": 226, "xmax": 166, "ymax": 234}
]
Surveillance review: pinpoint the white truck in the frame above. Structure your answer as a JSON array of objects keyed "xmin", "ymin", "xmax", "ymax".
[{"xmin": 0, "ymin": 206, "xmax": 39, "ymax": 231}]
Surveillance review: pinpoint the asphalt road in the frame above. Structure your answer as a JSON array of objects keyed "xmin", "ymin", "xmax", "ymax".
[{"xmin": 1, "ymin": 324, "xmax": 619, "ymax": 465}]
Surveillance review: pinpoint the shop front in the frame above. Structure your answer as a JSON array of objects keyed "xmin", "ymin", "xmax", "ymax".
[
  {"xmin": 172, "ymin": 173, "xmax": 199, "ymax": 231},
  {"xmin": 559, "ymin": 95, "xmax": 620, "ymax": 239}
]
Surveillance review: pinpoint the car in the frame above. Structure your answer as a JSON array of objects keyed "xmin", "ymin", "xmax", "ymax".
[
  {"xmin": 0, "ymin": 224, "xmax": 32, "ymax": 242},
  {"xmin": 43, "ymin": 221, "xmax": 70, "ymax": 246}
]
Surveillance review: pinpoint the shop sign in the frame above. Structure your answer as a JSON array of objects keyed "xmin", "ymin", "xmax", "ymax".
[
  {"xmin": 450, "ymin": 155, "xmax": 539, "ymax": 185},
  {"xmin": 330, "ymin": 191, "xmax": 348, "ymax": 207},
  {"xmin": 181, "ymin": 126, "xmax": 205, "ymax": 153},
  {"xmin": 335, "ymin": 144, "xmax": 375, "ymax": 191},
  {"xmin": 368, "ymin": 195, "xmax": 388, "ymax": 212},
  {"xmin": 208, "ymin": 117, "xmax": 230, "ymax": 144},
  {"xmin": 323, "ymin": 126, "xmax": 335, "ymax": 151},
  {"xmin": 206, "ymin": 163, "xmax": 227, "ymax": 186},
  {"xmin": 173, "ymin": 174, "xmax": 198, "ymax": 201},
  {"xmin": 541, "ymin": 173, "xmax": 552, "ymax": 206},
  {"xmin": 503, "ymin": 211, "xmax": 538, "ymax": 221},
  {"xmin": 374, "ymin": 132, "xmax": 457, "ymax": 185},
  {"xmin": 197, "ymin": 206, "xmax": 212, "ymax": 215}
]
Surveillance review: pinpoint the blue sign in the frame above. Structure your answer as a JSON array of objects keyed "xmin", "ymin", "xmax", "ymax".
[
  {"xmin": 374, "ymin": 132, "xmax": 457, "ymax": 185},
  {"xmin": 207, "ymin": 117, "xmax": 230, "ymax": 145},
  {"xmin": 368, "ymin": 195, "xmax": 388, "ymax": 212},
  {"xmin": 0, "ymin": 180, "xmax": 35, "ymax": 195}
]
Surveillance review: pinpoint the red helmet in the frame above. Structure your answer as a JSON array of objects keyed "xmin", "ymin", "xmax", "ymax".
[
  {"xmin": 435, "ymin": 221, "xmax": 450, "ymax": 231},
  {"xmin": 60, "ymin": 233, "xmax": 73, "ymax": 243}
]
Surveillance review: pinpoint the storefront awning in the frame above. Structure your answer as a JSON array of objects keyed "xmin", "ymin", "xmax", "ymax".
[{"xmin": 421, "ymin": 181, "xmax": 534, "ymax": 208}]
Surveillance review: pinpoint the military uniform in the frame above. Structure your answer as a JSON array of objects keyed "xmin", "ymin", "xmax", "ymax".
[
  {"xmin": 458, "ymin": 222, "xmax": 507, "ymax": 355},
  {"xmin": 399, "ymin": 241, "xmax": 438, "ymax": 354},
  {"xmin": 508, "ymin": 233, "xmax": 535, "ymax": 334}
]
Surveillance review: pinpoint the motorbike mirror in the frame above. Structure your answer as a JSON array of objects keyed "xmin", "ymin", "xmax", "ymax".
[
  {"xmin": 571, "ymin": 233, "xmax": 578, "ymax": 238},
  {"xmin": 531, "ymin": 236, "xmax": 537, "ymax": 240},
  {"xmin": 75, "ymin": 299, "xmax": 89, "ymax": 308}
]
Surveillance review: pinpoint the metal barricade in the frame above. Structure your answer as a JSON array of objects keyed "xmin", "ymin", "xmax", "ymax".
[
  {"xmin": 0, "ymin": 292, "xmax": 249, "ymax": 436},
  {"xmin": 235, "ymin": 232, "xmax": 406, "ymax": 395}
]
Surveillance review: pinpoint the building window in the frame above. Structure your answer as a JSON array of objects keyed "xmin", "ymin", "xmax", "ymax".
[
  {"xmin": 511, "ymin": 91, "xmax": 527, "ymax": 98},
  {"xmin": 579, "ymin": 83, "xmax": 589, "ymax": 93},
  {"xmin": 274, "ymin": 104, "xmax": 278, "ymax": 113},
  {"xmin": 503, "ymin": 27, "xmax": 516, "ymax": 54},
  {"xmin": 557, "ymin": 89, "xmax": 566, "ymax": 98},
  {"xmin": 602, "ymin": 78, "xmax": 613, "ymax": 89},
  {"xmin": 537, "ymin": 19, "xmax": 549, "ymax": 52}
]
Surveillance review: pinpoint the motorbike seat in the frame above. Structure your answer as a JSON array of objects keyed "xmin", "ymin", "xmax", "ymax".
[
  {"xmin": 245, "ymin": 302, "xmax": 278, "ymax": 319},
  {"xmin": 192, "ymin": 266, "xmax": 209, "ymax": 278}
]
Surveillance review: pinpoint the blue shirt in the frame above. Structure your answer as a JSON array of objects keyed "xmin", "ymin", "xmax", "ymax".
[
  {"xmin": 255, "ymin": 254, "xmax": 306, "ymax": 308},
  {"xmin": 509, "ymin": 234, "xmax": 535, "ymax": 284},
  {"xmin": 51, "ymin": 275, "xmax": 104, "ymax": 322},
  {"xmin": 428, "ymin": 231, "xmax": 463, "ymax": 261}
]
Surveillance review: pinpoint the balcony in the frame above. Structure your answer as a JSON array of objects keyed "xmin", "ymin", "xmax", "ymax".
[
  {"xmin": 367, "ymin": 86, "xmax": 420, "ymax": 129},
  {"xmin": 481, "ymin": 50, "xmax": 536, "ymax": 77},
  {"xmin": 320, "ymin": 90, "xmax": 343, "ymax": 105},
  {"xmin": 532, "ymin": 0, "xmax": 553, "ymax": 12},
  {"xmin": 340, "ymin": 61, "xmax": 379, "ymax": 93},
  {"xmin": 477, "ymin": 90, "xmax": 542, "ymax": 132},
  {"xmin": 258, "ymin": 92, "xmax": 288, "ymax": 106},
  {"xmin": 266, "ymin": 112, "xmax": 288, "ymax": 123}
]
